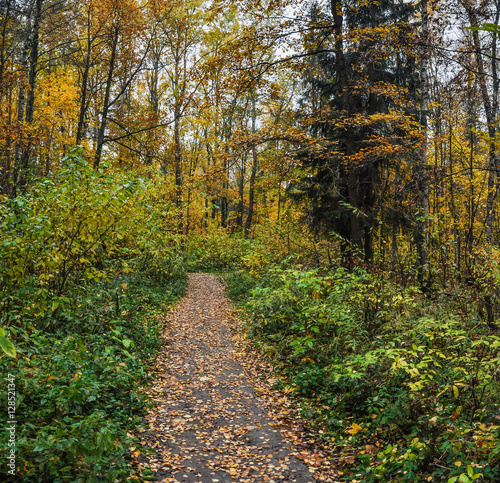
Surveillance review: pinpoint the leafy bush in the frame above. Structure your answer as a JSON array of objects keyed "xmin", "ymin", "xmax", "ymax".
[
  {"xmin": 240, "ymin": 267, "xmax": 500, "ymax": 482},
  {"xmin": 0, "ymin": 150, "xmax": 184, "ymax": 330},
  {"xmin": 241, "ymin": 220, "xmax": 335, "ymax": 274},
  {"xmin": 186, "ymin": 219, "xmax": 336, "ymax": 274},
  {"xmin": 224, "ymin": 270, "xmax": 259, "ymax": 303},
  {"xmin": 185, "ymin": 230, "xmax": 251, "ymax": 271},
  {"xmin": 0, "ymin": 273, "xmax": 185, "ymax": 482},
  {"xmin": 0, "ymin": 150, "xmax": 187, "ymax": 481}
]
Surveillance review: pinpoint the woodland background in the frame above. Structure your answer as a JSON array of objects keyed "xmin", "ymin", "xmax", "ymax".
[{"xmin": 2, "ymin": 0, "xmax": 500, "ymax": 481}]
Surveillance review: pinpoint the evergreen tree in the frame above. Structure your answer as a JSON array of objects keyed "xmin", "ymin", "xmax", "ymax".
[{"xmin": 293, "ymin": 0, "xmax": 418, "ymax": 265}]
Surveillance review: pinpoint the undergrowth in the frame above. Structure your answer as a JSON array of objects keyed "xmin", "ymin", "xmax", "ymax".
[
  {"xmin": 226, "ymin": 267, "xmax": 500, "ymax": 482},
  {"xmin": 0, "ymin": 151, "xmax": 187, "ymax": 481},
  {"xmin": 0, "ymin": 273, "xmax": 186, "ymax": 482}
]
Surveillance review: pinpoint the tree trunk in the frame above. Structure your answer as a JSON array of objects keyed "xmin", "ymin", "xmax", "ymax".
[
  {"xmin": 237, "ymin": 154, "xmax": 245, "ymax": 229},
  {"xmin": 76, "ymin": 7, "xmax": 93, "ymax": 146},
  {"xmin": 174, "ymin": 103, "xmax": 183, "ymax": 231},
  {"xmin": 448, "ymin": 121, "xmax": 460, "ymax": 275},
  {"xmin": 347, "ymin": 166, "xmax": 362, "ymax": 259},
  {"xmin": 416, "ymin": 0, "xmax": 430, "ymax": 289},
  {"xmin": 0, "ymin": 0, "xmax": 12, "ymax": 97},
  {"xmin": 220, "ymin": 168, "xmax": 229, "ymax": 229},
  {"xmin": 391, "ymin": 160, "xmax": 401, "ymax": 274},
  {"xmin": 94, "ymin": 26, "xmax": 119, "ymax": 169},
  {"xmin": 244, "ymin": 93, "xmax": 258, "ymax": 238},
  {"xmin": 0, "ymin": 0, "xmax": 12, "ymax": 194},
  {"xmin": 185, "ymin": 155, "xmax": 194, "ymax": 236},
  {"xmin": 331, "ymin": 0, "xmax": 347, "ymax": 100},
  {"xmin": 244, "ymin": 149, "xmax": 257, "ymax": 239},
  {"xmin": 1, "ymin": 88, "xmax": 13, "ymax": 196},
  {"xmin": 13, "ymin": 6, "xmax": 33, "ymax": 197},
  {"xmin": 145, "ymin": 50, "xmax": 160, "ymax": 165},
  {"xmin": 332, "ymin": 0, "xmax": 362, "ymax": 263},
  {"xmin": 25, "ymin": 0, "xmax": 42, "ymax": 127},
  {"xmin": 18, "ymin": 0, "xmax": 42, "ymax": 193},
  {"xmin": 465, "ymin": 0, "xmax": 498, "ymax": 244}
]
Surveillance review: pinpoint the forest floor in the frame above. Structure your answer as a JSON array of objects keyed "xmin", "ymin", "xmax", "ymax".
[{"xmin": 135, "ymin": 273, "xmax": 341, "ymax": 483}]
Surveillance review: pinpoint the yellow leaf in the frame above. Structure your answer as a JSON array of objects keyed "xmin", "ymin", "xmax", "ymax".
[{"xmin": 346, "ymin": 423, "xmax": 363, "ymax": 435}]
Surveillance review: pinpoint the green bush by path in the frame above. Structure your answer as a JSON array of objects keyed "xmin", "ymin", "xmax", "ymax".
[
  {"xmin": 0, "ymin": 150, "xmax": 184, "ymax": 331},
  {"xmin": 224, "ymin": 270, "xmax": 259, "ymax": 303},
  {"xmin": 228, "ymin": 267, "xmax": 500, "ymax": 482},
  {"xmin": 0, "ymin": 150, "xmax": 187, "ymax": 481},
  {"xmin": 185, "ymin": 230, "xmax": 251, "ymax": 272},
  {"xmin": 185, "ymin": 219, "xmax": 324, "ymax": 274},
  {"xmin": 0, "ymin": 274, "xmax": 186, "ymax": 482}
]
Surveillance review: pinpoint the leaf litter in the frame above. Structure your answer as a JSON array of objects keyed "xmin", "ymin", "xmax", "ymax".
[{"xmin": 135, "ymin": 273, "xmax": 341, "ymax": 482}]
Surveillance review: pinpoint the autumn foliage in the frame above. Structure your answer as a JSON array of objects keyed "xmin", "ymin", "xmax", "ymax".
[{"xmin": 2, "ymin": 0, "xmax": 500, "ymax": 481}]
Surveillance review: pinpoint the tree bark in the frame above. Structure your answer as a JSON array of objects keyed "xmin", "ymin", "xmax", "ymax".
[
  {"xmin": 448, "ymin": 121, "xmax": 460, "ymax": 274},
  {"xmin": 416, "ymin": 0, "xmax": 430, "ymax": 289},
  {"xmin": 244, "ymin": 93, "xmax": 258, "ymax": 238},
  {"xmin": 0, "ymin": 0, "xmax": 12, "ymax": 97},
  {"xmin": 237, "ymin": 154, "xmax": 246, "ymax": 229},
  {"xmin": 13, "ymin": 2, "xmax": 35, "ymax": 196},
  {"xmin": 331, "ymin": 0, "xmax": 362, "ymax": 263},
  {"xmin": 76, "ymin": 6, "xmax": 93, "ymax": 146},
  {"xmin": 464, "ymin": 0, "xmax": 498, "ymax": 244},
  {"xmin": 18, "ymin": 0, "xmax": 42, "ymax": 193},
  {"xmin": 94, "ymin": 26, "xmax": 119, "ymax": 169},
  {"xmin": 0, "ymin": 0, "xmax": 13, "ymax": 195}
]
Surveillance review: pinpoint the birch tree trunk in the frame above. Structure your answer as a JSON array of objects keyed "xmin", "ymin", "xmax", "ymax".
[{"xmin": 416, "ymin": 0, "xmax": 430, "ymax": 289}]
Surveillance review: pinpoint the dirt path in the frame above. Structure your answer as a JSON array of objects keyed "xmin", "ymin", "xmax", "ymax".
[{"xmin": 138, "ymin": 273, "xmax": 338, "ymax": 483}]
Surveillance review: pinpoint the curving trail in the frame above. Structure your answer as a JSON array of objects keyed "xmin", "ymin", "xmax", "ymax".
[{"xmin": 138, "ymin": 273, "xmax": 339, "ymax": 483}]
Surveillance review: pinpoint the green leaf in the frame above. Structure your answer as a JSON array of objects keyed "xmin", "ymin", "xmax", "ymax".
[
  {"xmin": 480, "ymin": 22, "xmax": 500, "ymax": 33},
  {"xmin": 468, "ymin": 23, "xmax": 500, "ymax": 34},
  {"xmin": 0, "ymin": 336, "xmax": 16, "ymax": 358},
  {"xmin": 459, "ymin": 474, "xmax": 471, "ymax": 483}
]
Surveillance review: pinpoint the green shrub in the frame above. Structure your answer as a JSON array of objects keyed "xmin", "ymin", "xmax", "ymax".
[
  {"xmin": 243, "ymin": 267, "xmax": 500, "ymax": 482},
  {"xmin": 0, "ymin": 149, "xmax": 184, "ymax": 330},
  {"xmin": 185, "ymin": 230, "xmax": 251, "ymax": 271},
  {"xmin": 224, "ymin": 270, "xmax": 259, "ymax": 303},
  {"xmin": 0, "ymin": 274, "xmax": 186, "ymax": 482},
  {"xmin": 0, "ymin": 149, "xmax": 187, "ymax": 481}
]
